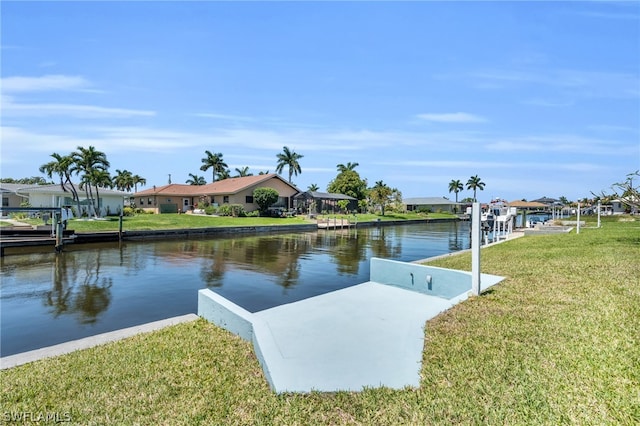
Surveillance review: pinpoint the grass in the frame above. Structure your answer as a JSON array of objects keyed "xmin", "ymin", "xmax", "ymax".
[
  {"xmin": 63, "ymin": 211, "xmax": 454, "ymax": 232},
  {"xmin": 2, "ymin": 216, "xmax": 638, "ymax": 424}
]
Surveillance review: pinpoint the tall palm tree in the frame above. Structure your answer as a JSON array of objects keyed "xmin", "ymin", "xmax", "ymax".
[
  {"xmin": 39, "ymin": 152, "xmax": 82, "ymax": 213},
  {"xmin": 234, "ymin": 166, "xmax": 253, "ymax": 177},
  {"xmin": 132, "ymin": 175, "xmax": 146, "ymax": 193},
  {"xmin": 186, "ymin": 173, "xmax": 206, "ymax": 185},
  {"xmin": 336, "ymin": 162, "xmax": 359, "ymax": 173},
  {"xmin": 71, "ymin": 146, "xmax": 110, "ymax": 217},
  {"xmin": 466, "ymin": 175, "xmax": 486, "ymax": 202},
  {"xmin": 112, "ymin": 169, "xmax": 134, "ymax": 192},
  {"xmin": 275, "ymin": 146, "xmax": 303, "ymax": 183},
  {"xmin": 448, "ymin": 179, "xmax": 464, "ymax": 203},
  {"xmin": 307, "ymin": 183, "xmax": 320, "ymax": 192},
  {"xmin": 89, "ymin": 169, "xmax": 112, "ymax": 216},
  {"xmin": 200, "ymin": 150, "xmax": 228, "ymax": 182}
]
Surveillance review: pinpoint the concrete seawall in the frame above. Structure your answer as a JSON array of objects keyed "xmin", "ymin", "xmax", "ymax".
[{"xmin": 1, "ymin": 218, "xmax": 461, "ymax": 255}]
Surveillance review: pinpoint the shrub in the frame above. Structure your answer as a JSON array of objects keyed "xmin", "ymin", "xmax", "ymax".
[
  {"xmin": 253, "ymin": 187, "xmax": 279, "ymax": 212},
  {"xmin": 204, "ymin": 205, "xmax": 217, "ymax": 215},
  {"xmin": 123, "ymin": 207, "xmax": 136, "ymax": 216},
  {"xmin": 217, "ymin": 204, "xmax": 245, "ymax": 217}
]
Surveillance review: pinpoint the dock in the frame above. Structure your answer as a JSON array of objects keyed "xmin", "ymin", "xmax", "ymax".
[
  {"xmin": 199, "ymin": 257, "xmax": 505, "ymax": 393},
  {"xmin": 317, "ymin": 217, "xmax": 355, "ymax": 230}
]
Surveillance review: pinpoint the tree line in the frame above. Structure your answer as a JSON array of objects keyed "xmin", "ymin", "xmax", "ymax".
[{"xmin": 38, "ymin": 146, "xmax": 146, "ymax": 218}]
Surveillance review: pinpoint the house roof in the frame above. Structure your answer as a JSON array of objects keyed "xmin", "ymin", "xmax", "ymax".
[
  {"xmin": 531, "ymin": 196, "xmax": 562, "ymax": 205},
  {"xmin": 135, "ymin": 173, "xmax": 300, "ymax": 196},
  {"xmin": 2, "ymin": 183, "xmax": 127, "ymax": 197},
  {"xmin": 0, "ymin": 183, "xmax": 26, "ymax": 193},
  {"xmin": 507, "ymin": 200, "xmax": 548, "ymax": 208},
  {"xmin": 403, "ymin": 197, "xmax": 459, "ymax": 205},
  {"xmin": 295, "ymin": 191, "xmax": 357, "ymax": 201}
]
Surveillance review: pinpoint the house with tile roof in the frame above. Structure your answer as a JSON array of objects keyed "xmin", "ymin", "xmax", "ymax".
[{"xmin": 134, "ymin": 173, "xmax": 300, "ymax": 214}]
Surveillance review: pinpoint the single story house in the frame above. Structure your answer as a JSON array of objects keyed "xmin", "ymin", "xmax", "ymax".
[
  {"xmin": 404, "ymin": 197, "xmax": 461, "ymax": 214},
  {"xmin": 134, "ymin": 173, "xmax": 300, "ymax": 214},
  {"xmin": 294, "ymin": 191, "xmax": 358, "ymax": 214},
  {"xmin": 609, "ymin": 199, "xmax": 629, "ymax": 214},
  {"xmin": 1, "ymin": 183, "xmax": 28, "ymax": 211},
  {"xmin": 1, "ymin": 183, "xmax": 127, "ymax": 216}
]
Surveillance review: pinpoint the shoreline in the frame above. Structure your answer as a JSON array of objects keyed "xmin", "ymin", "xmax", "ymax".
[{"xmin": 1, "ymin": 217, "xmax": 461, "ymax": 256}]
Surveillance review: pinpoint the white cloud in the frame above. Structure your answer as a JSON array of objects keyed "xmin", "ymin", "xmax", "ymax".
[
  {"xmin": 485, "ymin": 134, "xmax": 635, "ymax": 155},
  {"xmin": 416, "ymin": 112, "xmax": 487, "ymax": 123},
  {"xmin": 2, "ymin": 98, "xmax": 156, "ymax": 118},
  {"xmin": 194, "ymin": 112, "xmax": 257, "ymax": 122},
  {"xmin": 470, "ymin": 68, "xmax": 640, "ymax": 99},
  {"xmin": 1, "ymin": 75, "xmax": 91, "ymax": 92}
]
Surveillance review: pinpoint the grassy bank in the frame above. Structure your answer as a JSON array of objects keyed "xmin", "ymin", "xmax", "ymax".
[
  {"xmin": 61, "ymin": 211, "xmax": 451, "ymax": 232},
  {"xmin": 2, "ymin": 217, "xmax": 638, "ymax": 424}
]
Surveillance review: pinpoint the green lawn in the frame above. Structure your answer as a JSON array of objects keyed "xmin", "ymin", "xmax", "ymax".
[
  {"xmin": 63, "ymin": 211, "xmax": 453, "ymax": 232},
  {"xmin": 2, "ymin": 216, "xmax": 638, "ymax": 425}
]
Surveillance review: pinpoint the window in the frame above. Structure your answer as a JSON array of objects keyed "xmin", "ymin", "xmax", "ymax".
[
  {"xmin": 223, "ymin": 196, "xmax": 229, "ymax": 204},
  {"xmin": 245, "ymin": 195, "xmax": 253, "ymax": 203},
  {"xmin": 140, "ymin": 198, "xmax": 145, "ymax": 205},
  {"xmin": 2, "ymin": 197, "xmax": 8, "ymax": 207},
  {"xmin": 148, "ymin": 198, "xmax": 153, "ymax": 205}
]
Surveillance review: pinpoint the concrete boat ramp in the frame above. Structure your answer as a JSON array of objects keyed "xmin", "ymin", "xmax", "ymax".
[{"xmin": 199, "ymin": 257, "xmax": 504, "ymax": 393}]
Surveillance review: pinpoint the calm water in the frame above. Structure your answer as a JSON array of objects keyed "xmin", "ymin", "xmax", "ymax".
[{"xmin": 1, "ymin": 222, "xmax": 470, "ymax": 356}]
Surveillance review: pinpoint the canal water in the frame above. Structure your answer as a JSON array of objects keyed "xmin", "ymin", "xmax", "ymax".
[{"xmin": 0, "ymin": 221, "xmax": 470, "ymax": 357}]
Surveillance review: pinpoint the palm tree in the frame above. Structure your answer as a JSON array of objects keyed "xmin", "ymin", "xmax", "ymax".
[
  {"xmin": 132, "ymin": 175, "xmax": 146, "ymax": 193},
  {"xmin": 112, "ymin": 169, "xmax": 134, "ymax": 192},
  {"xmin": 200, "ymin": 150, "xmax": 228, "ymax": 182},
  {"xmin": 186, "ymin": 173, "xmax": 206, "ymax": 185},
  {"xmin": 89, "ymin": 169, "xmax": 112, "ymax": 216},
  {"xmin": 275, "ymin": 146, "xmax": 303, "ymax": 183},
  {"xmin": 466, "ymin": 175, "xmax": 486, "ymax": 202},
  {"xmin": 448, "ymin": 179, "xmax": 464, "ymax": 212},
  {"xmin": 71, "ymin": 146, "xmax": 110, "ymax": 217},
  {"xmin": 336, "ymin": 162, "xmax": 359, "ymax": 173},
  {"xmin": 234, "ymin": 166, "xmax": 253, "ymax": 177},
  {"xmin": 39, "ymin": 152, "xmax": 82, "ymax": 214},
  {"xmin": 307, "ymin": 183, "xmax": 320, "ymax": 192}
]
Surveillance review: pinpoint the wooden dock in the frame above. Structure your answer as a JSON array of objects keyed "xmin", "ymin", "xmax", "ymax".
[{"xmin": 317, "ymin": 217, "xmax": 355, "ymax": 230}]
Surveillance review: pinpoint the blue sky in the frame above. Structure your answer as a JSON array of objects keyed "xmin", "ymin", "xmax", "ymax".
[{"xmin": 2, "ymin": 1, "xmax": 639, "ymax": 202}]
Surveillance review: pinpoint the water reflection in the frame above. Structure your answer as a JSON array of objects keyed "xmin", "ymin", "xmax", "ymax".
[
  {"xmin": 1, "ymin": 221, "xmax": 471, "ymax": 356},
  {"xmin": 45, "ymin": 251, "xmax": 112, "ymax": 324}
]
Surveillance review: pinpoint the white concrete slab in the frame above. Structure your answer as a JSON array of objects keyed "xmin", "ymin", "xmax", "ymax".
[
  {"xmin": 254, "ymin": 282, "xmax": 456, "ymax": 392},
  {"xmin": 197, "ymin": 260, "xmax": 506, "ymax": 393}
]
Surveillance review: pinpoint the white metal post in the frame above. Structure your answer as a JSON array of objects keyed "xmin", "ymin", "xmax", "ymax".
[
  {"xmin": 597, "ymin": 202, "xmax": 601, "ymax": 228},
  {"xmin": 577, "ymin": 202, "xmax": 581, "ymax": 234},
  {"xmin": 472, "ymin": 202, "xmax": 481, "ymax": 295}
]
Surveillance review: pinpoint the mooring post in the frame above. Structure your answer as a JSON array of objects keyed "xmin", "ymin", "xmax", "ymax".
[
  {"xmin": 54, "ymin": 211, "xmax": 64, "ymax": 253},
  {"xmin": 471, "ymin": 202, "xmax": 481, "ymax": 295},
  {"xmin": 119, "ymin": 212, "xmax": 123, "ymax": 241}
]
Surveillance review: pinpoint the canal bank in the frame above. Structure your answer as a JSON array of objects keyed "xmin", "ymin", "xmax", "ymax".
[{"xmin": 1, "ymin": 217, "xmax": 460, "ymax": 256}]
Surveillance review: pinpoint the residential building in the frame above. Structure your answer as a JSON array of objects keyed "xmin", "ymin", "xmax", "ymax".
[
  {"xmin": 403, "ymin": 197, "xmax": 460, "ymax": 213},
  {"xmin": 134, "ymin": 174, "xmax": 300, "ymax": 214}
]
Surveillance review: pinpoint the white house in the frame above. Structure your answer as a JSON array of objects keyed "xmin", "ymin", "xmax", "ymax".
[{"xmin": 14, "ymin": 183, "xmax": 127, "ymax": 216}]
